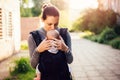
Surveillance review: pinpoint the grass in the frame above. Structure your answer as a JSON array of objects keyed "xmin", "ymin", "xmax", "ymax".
[{"xmin": 20, "ymin": 40, "xmax": 28, "ymax": 50}]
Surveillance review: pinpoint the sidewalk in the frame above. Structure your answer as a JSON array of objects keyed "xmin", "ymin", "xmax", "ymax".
[
  {"xmin": 0, "ymin": 33, "xmax": 120, "ymax": 80},
  {"xmin": 70, "ymin": 33, "xmax": 120, "ymax": 80}
]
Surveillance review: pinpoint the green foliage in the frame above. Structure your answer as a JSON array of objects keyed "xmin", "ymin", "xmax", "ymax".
[
  {"xmin": 31, "ymin": 0, "xmax": 44, "ymax": 17},
  {"xmin": 83, "ymin": 27, "xmax": 120, "ymax": 50},
  {"xmin": 20, "ymin": 7, "xmax": 33, "ymax": 17},
  {"xmin": 20, "ymin": 0, "xmax": 33, "ymax": 17},
  {"xmin": 11, "ymin": 58, "xmax": 32, "ymax": 74},
  {"xmin": 31, "ymin": 0, "xmax": 69, "ymax": 17},
  {"xmin": 5, "ymin": 71, "xmax": 35, "ymax": 80},
  {"xmin": 51, "ymin": 0, "xmax": 69, "ymax": 10},
  {"xmin": 109, "ymin": 37, "xmax": 120, "ymax": 49},
  {"xmin": 20, "ymin": 0, "xmax": 69, "ymax": 17},
  {"xmin": 114, "ymin": 24, "xmax": 120, "ymax": 35},
  {"xmin": 90, "ymin": 35, "xmax": 98, "ymax": 42},
  {"xmin": 72, "ymin": 18, "xmax": 83, "ymax": 32},
  {"xmin": 21, "ymin": 41, "xmax": 28, "ymax": 50},
  {"xmin": 97, "ymin": 27, "xmax": 117, "ymax": 44},
  {"xmin": 72, "ymin": 9, "xmax": 117, "ymax": 33},
  {"xmin": 31, "ymin": 7, "xmax": 41, "ymax": 17},
  {"xmin": 85, "ymin": 35, "xmax": 98, "ymax": 42},
  {"xmin": 22, "ymin": 0, "xmax": 29, "ymax": 3},
  {"xmin": 79, "ymin": 31, "xmax": 94, "ymax": 38},
  {"xmin": 20, "ymin": 0, "xmax": 44, "ymax": 17},
  {"xmin": 5, "ymin": 58, "xmax": 35, "ymax": 80}
]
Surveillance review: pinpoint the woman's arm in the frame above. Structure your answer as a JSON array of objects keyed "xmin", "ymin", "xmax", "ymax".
[
  {"xmin": 28, "ymin": 34, "xmax": 40, "ymax": 68},
  {"xmin": 65, "ymin": 31, "xmax": 73, "ymax": 64},
  {"xmin": 28, "ymin": 34, "xmax": 51, "ymax": 68},
  {"xmin": 55, "ymin": 30, "xmax": 73, "ymax": 64}
]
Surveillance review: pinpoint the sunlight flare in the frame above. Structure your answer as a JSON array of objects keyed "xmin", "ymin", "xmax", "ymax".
[
  {"xmin": 69, "ymin": 0, "xmax": 98, "ymax": 21},
  {"xmin": 69, "ymin": 0, "xmax": 98, "ymax": 10}
]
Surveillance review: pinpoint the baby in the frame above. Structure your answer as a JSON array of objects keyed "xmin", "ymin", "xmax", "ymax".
[
  {"xmin": 47, "ymin": 29, "xmax": 60, "ymax": 54},
  {"xmin": 34, "ymin": 30, "xmax": 60, "ymax": 80}
]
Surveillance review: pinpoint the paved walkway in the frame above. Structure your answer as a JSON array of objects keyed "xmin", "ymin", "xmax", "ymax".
[
  {"xmin": 0, "ymin": 33, "xmax": 120, "ymax": 80},
  {"xmin": 70, "ymin": 33, "xmax": 120, "ymax": 80}
]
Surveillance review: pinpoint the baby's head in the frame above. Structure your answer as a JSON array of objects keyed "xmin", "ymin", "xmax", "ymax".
[
  {"xmin": 47, "ymin": 30, "xmax": 60, "ymax": 54},
  {"xmin": 46, "ymin": 30, "xmax": 60, "ymax": 40}
]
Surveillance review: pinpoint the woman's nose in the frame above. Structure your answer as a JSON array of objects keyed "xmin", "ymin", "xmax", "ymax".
[{"xmin": 51, "ymin": 25, "xmax": 55, "ymax": 30}]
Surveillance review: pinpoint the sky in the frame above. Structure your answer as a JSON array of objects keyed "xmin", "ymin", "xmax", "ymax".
[
  {"xmin": 69, "ymin": 0, "xmax": 98, "ymax": 10},
  {"xmin": 69, "ymin": 0, "xmax": 98, "ymax": 21}
]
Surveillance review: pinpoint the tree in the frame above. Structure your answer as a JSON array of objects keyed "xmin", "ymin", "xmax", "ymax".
[
  {"xmin": 51, "ymin": 0, "xmax": 69, "ymax": 10},
  {"xmin": 31, "ymin": 0, "xmax": 45, "ymax": 16},
  {"xmin": 20, "ymin": 0, "xmax": 32, "ymax": 17}
]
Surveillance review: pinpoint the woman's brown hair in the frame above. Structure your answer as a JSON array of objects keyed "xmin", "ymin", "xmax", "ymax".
[{"xmin": 41, "ymin": 3, "xmax": 60, "ymax": 20}]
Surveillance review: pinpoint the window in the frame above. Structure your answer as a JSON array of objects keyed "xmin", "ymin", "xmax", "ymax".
[
  {"xmin": 7, "ymin": 12, "xmax": 13, "ymax": 37},
  {"xmin": 0, "ymin": 8, "xmax": 2, "ymax": 39}
]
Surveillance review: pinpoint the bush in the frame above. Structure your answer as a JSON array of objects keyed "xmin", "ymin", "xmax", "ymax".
[
  {"xmin": 90, "ymin": 35, "xmax": 99, "ymax": 42},
  {"xmin": 114, "ymin": 24, "xmax": 120, "ymax": 35},
  {"xmin": 21, "ymin": 41, "xmax": 28, "ymax": 50},
  {"xmin": 5, "ymin": 58, "xmax": 35, "ymax": 80},
  {"xmin": 80, "ymin": 31, "xmax": 94, "ymax": 38},
  {"xmin": 109, "ymin": 37, "xmax": 120, "ymax": 49},
  {"xmin": 11, "ymin": 58, "xmax": 32, "ymax": 75},
  {"xmin": 72, "ymin": 9, "xmax": 117, "ymax": 34},
  {"xmin": 97, "ymin": 27, "xmax": 117, "ymax": 44}
]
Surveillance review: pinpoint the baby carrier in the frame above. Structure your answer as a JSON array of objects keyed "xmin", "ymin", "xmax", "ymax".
[{"xmin": 30, "ymin": 28, "xmax": 72, "ymax": 80}]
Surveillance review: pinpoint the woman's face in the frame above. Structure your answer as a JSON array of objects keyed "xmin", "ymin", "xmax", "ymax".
[{"xmin": 43, "ymin": 16, "xmax": 59, "ymax": 32}]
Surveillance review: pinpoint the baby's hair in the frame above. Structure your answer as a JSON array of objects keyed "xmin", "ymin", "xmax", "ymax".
[{"xmin": 47, "ymin": 30, "xmax": 60, "ymax": 40}]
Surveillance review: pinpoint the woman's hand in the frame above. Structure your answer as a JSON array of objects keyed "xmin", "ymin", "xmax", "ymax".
[
  {"xmin": 36, "ymin": 38, "xmax": 51, "ymax": 53},
  {"xmin": 53, "ymin": 36, "xmax": 69, "ymax": 53}
]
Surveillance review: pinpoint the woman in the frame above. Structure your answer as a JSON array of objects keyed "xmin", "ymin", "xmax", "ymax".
[{"xmin": 28, "ymin": 3, "xmax": 73, "ymax": 80}]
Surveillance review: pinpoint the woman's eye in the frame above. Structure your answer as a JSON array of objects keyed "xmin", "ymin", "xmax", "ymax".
[
  {"xmin": 48, "ymin": 24, "xmax": 52, "ymax": 26},
  {"xmin": 54, "ymin": 23, "xmax": 58, "ymax": 26}
]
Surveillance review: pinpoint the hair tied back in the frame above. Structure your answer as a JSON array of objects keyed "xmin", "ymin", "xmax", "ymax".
[{"xmin": 42, "ymin": 3, "xmax": 52, "ymax": 11}]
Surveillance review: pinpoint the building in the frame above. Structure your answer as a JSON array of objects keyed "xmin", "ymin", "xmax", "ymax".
[
  {"xmin": 21, "ymin": 17, "xmax": 40, "ymax": 41},
  {"xmin": 0, "ymin": 0, "xmax": 21, "ymax": 61},
  {"xmin": 97, "ymin": 0, "xmax": 120, "ymax": 24},
  {"xmin": 98, "ymin": 0, "xmax": 120, "ymax": 14}
]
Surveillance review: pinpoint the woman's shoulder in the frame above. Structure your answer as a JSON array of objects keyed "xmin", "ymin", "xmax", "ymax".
[
  {"xmin": 58, "ymin": 27, "xmax": 68, "ymax": 30},
  {"xmin": 59, "ymin": 28, "xmax": 68, "ymax": 34}
]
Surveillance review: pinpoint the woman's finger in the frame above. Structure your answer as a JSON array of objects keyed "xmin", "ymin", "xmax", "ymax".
[
  {"xmin": 59, "ymin": 36, "xmax": 64, "ymax": 42},
  {"xmin": 52, "ymin": 37, "xmax": 58, "ymax": 41}
]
